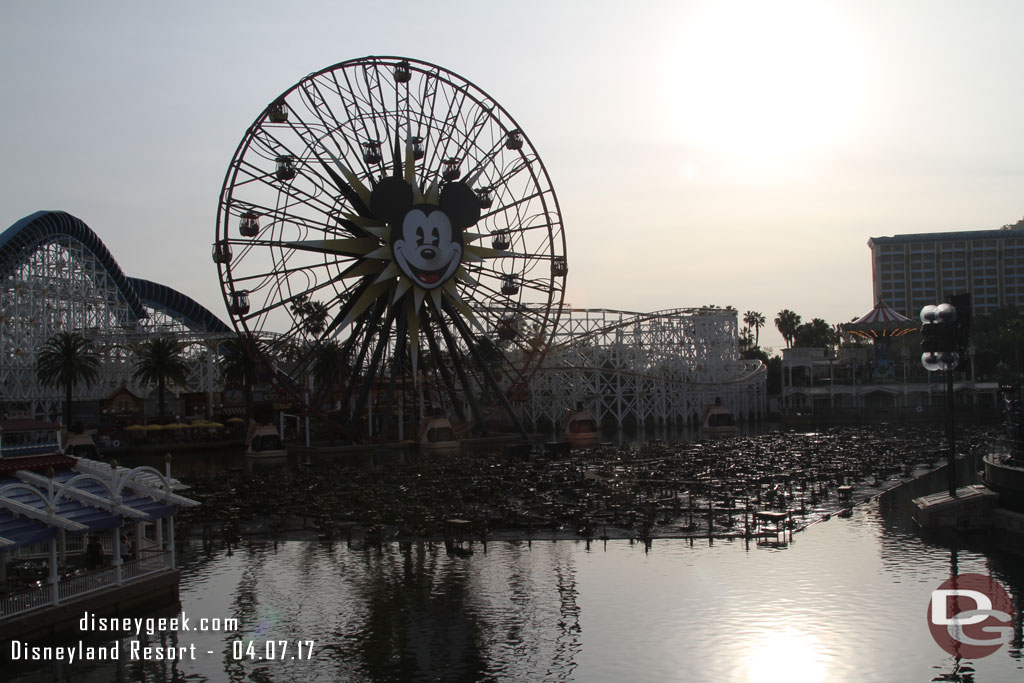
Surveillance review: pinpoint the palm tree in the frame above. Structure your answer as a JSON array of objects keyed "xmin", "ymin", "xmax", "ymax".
[
  {"xmin": 774, "ymin": 309, "xmax": 802, "ymax": 348},
  {"xmin": 36, "ymin": 331, "xmax": 101, "ymax": 427},
  {"xmin": 738, "ymin": 327, "xmax": 755, "ymax": 352},
  {"xmin": 290, "ymin": 294, "xmax": 328, "ymax": 337},
  {"xmin": 219, "ymin": 335, "xmax": 258, "ymax": 419},
  {"xmin": 743, "ymin": 311, "xmax": 766, "ymax": 347},
  {"xmin": 132, "ymin": 337, "xmax": 190, "ymax": 421},
  {"xmin": 311, "ymin": 340, "xmax": 349, "ymax": 409}
]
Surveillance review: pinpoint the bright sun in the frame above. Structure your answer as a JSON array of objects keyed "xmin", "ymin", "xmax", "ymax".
[
  {"xmin": 669, "ymin": 0, "xmax": 863, "ymax": 168},
  {"xmin": 745, "ymin": 628, "xmax": 830, "ymax": 683}
]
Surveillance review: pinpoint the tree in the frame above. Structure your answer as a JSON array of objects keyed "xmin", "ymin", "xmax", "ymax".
[
  {"xmin": 37, "ymin": 331, "xmax": 101, "ymax": 427},
  {"xmin": 290, "ymin": 294, "xmax": 329, "ymax": 337},
  {"xmin": 774, "ymin": 309, "xmax": 802, "ymax": 348},
  {"xmin": 132, "ymin": 338, "xmax": 190, "ymax": 421},
  {"xmin": 968, "ymin": 306, "xmax": 1024, "ymax": 381},
  {"xmin": 311, "ymin": 340, "xmax": 349, "ymax": 408},
  {"xmin": 743, "ymin": 310, "xmax": 766, "ymax": 347},
  {"xmin": 793, "ymin": 318, "xmax": 841, "ymax": 351},
  {"xmin": 739, "ymin": 327, "xmax": 755, "ymax": 352},
  {"xmin": 219, "ymin": 335, "xmax": 258, "ymax": 419}
]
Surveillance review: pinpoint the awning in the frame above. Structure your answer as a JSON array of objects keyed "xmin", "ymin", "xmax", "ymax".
[
  {"xmin": 841, "ymin": 299, "xmax": 918, "ymax": 339},
  {"xmin": 0, "ymin": 510, "xmax": 54, "ymax": 549},
  {"xmin": 0, "ymin": 457, "xmax": 198, "ymax": 552}
]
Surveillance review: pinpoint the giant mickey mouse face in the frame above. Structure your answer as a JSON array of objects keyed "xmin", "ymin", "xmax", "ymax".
[
  {"xmin": 393, "ymin": 207, "xmax": 462, "ymax": 288},
  {"xmin": 370, "ymin": 177, "xmax": 481, "ymax": 291}
]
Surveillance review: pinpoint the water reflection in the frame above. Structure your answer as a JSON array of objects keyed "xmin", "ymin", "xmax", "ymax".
[
  {"xmin": 4, "ymin": 507, "xmax": 1023, "ymax": 682},
  {"xmin": 340, "ymin": 542, "xmax": 490, "ymax": 682},
  {"xmin": 744, "ymin": 628, "xmax": 829, "ymax": 683}
]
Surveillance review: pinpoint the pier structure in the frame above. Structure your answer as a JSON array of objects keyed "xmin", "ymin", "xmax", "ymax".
[
  {"xmin": 508, "ymin": 306, "xmax": 766, "ymax": 431},
  {"xmin": 0, "ymin": 211, "xmax": 235, "ymax": 422},
  {"xmin": 0, "ymin": 453, "xmax": 198, "ymax": 640}
]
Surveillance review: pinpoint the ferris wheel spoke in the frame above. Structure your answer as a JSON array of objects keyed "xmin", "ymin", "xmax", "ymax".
[
  {"xmin": 477, "ymin": 187, "xmax": 546, "ymax": 222},
  {"xmin": 333, "ymin": 320, "xmax": 374, "ymax": 429},
  {"xmin": 440, "ymin": 99, "xmax": 497, "ymax": 179},
  {"xmin": 460, "ymin": 265, "xmax": 513, "ymax": 300},
  {"xmin": 330, "ymin": 316, "xmax": 377, "ymax": 430},
  {"xmin": 245, "ymin": 131, "xmax": 350, "ymax": 215},
  {"xmin": 335, "ymin": 68, "xmax": 390, "ymax": 175},
  {"xmin": 222, "ymin": 170, "xmax": 271, "ymax": 194},
  {"xmin": 378, "ymin": 307, "xmax": 408, "ymax": 445},
  {"xmin": 428, "ymin": 85, "xmax": 476, "ymax": 175},
  {"xmin": 272, "ymin": 200, "xmax": 369, "ymax": 245},
  {"xmin": 443, "ymin": 300, "xmax": 528, "ymax": 438},
  {"xmin": 295, "ymin": 82, "xmax": 378, "ymax": 217},
  {"xmin": 226, "ymin": 191, "xmax": 335, "ymax": 238},
  {"xmin": 243, "ymin": 273, "xmax": 349, "ymax": 322},
  {"xmin": 460, "ymin": 137, "xmax": 510, "ymax": 187},
  {"xmin": 481, "ymin": 155, "xmax": 543, "ymax": 201},
  {"xmin": 416, "ymin": 81, "xmax": 469, "ymax": 177},
  {"xmin": 434, "ymin": 305, "xmax": 488, "ymax": 432},
  {"xmin": 349, "ymin": 303, "xmax": 397, "ymax": 443},
  {"xmin": 361, "ymin": 62, "xmax": 392, "ymax": 156},
  {"xmin": 298, "ymin": 81, "xmax": 370, "ymax": 181},
  {"xmin": 297, "ymin": 77, "xmax": 349, "ymax": 144},
  {"xmin": 417, "ymin": 67, "xmax": 441, "ymax": 146},
  {"xmin": 305, "ymin": 147, "xmax": 375, "ymax": 222},
  {"xmin": 283, "ymin": 237, "xmax": 383, "ymax": 259},
  {"xmin": 316, "ymin": 277, "xmax": 377, "ymax": 342},
  {"xmin": 393, "ymin": 78, "xmax": 412, "ymax": 179},
  {"xmin": 233, "ymin": 158, "xmax": 338, "ymax": 219},
  {"xmin": 421, "ymin": 311, "xmax": 467, "ymax": 422},
  {"xmin": 224, "ymin": 258, "xmax": 338, "ymax": 292},
  {"xmin": 246, "ymin": 126, "xmax": 315, "ymax": 174}
]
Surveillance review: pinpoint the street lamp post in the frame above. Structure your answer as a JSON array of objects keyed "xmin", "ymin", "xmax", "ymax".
[{"xmin": 919, "ymin": 294, "xmax": 972, "ymax": 498}]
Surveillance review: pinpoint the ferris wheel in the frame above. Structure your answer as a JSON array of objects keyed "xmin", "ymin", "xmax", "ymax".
[{"xmin": 214, "ymin": 56, "xmax": 566, "ymax": 440}]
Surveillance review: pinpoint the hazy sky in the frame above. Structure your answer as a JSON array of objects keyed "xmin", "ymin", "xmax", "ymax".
[{"xmin": 2, "ymin": 0, "xmax": 1022, "ymax": 351}]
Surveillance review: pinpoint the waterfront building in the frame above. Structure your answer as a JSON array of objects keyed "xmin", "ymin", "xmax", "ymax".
[
  {"xmin": 0, "ymin": 211, "xmax": 234, "ymax": 423},
  {"xmin": 780, "ymin": 300, "xmax": 999, "ymax": 423},
  {"xmin": 0, "ymin": 433, "xmax": 198, "ymax": 640},
  {"xmin": 868, "ymin": 215, "xmax": 1024, "ymax": 319}
]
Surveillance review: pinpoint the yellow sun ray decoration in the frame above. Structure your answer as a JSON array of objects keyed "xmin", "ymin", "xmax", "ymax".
[{"xmin": 215, "ymin": 56, "xmax": 567, "ymax": 444}]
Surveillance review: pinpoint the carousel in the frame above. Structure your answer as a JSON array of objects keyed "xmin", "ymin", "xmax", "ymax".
[{"xmin": 839, "ymin": 298, "xmax": 917, "ymax": 380}]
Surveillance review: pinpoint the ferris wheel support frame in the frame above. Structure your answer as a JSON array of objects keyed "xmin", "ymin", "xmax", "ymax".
[{"xmin": 214, "ymin": 56, "xmax": 566, "ymax": 443}]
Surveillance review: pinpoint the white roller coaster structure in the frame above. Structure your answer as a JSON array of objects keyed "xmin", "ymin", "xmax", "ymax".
[
  {"xmin": 0, "ymin": 212, "xmax": 233, "ymax": 422},
  {"xmin": 513, "ymin": 306, "xmax": 766, "ymax": 431}
]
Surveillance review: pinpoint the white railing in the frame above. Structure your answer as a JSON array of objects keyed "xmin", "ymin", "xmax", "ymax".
[
  {"xmin": 1, "ymin": 551, "xmax": 172, "ymax": 620},
  {"xmin": 120, "ymin": 551, "xmax": 171, "ymax": 582},
  {"xmin": 57, "ymin": 567, "xmax": 117, "ymax": 602},
  {"xmin": 0, "ymin": 584, "xmax": 51, "ymax": 619}
]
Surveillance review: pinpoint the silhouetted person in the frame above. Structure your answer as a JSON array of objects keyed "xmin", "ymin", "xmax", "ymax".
[
  {"xmin": 86, "ymin": 534, "xmax": 103, "ymax": 570},
  {"xmin": 120, "ymin": 533, "xmax": 134, "ymax": 563}
]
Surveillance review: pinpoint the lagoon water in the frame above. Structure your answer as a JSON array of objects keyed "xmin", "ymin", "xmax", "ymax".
[{"xmin": 4, "ymin": 499, "xmax": 1022, "ymax": 682}]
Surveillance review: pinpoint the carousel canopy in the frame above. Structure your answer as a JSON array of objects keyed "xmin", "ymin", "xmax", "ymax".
[{"xmin": 842, "ymin": 299, "xmax": 918, "ymax": 339}]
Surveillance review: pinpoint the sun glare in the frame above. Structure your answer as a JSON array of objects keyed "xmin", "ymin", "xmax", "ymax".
[
  {"xmin": 744, "ymin": 628, "xmax": 830, "ymax": 683},
  {"xmin": 669, "ymin": 0, "xmax": 863, "ymax": 169}
]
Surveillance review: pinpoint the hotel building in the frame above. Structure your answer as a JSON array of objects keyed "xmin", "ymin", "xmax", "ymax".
[{"xmin": 868, "ymin": 217, "xmax": 1024, "ymax": 319}]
